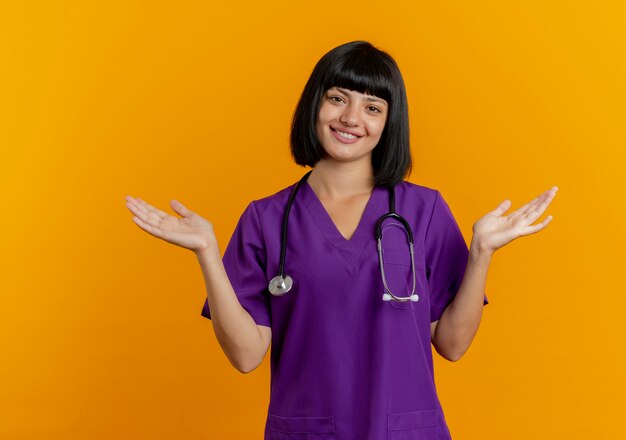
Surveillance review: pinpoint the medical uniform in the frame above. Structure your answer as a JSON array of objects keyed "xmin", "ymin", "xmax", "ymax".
[{"xmin": 201, "ymin": 179, "xmax": 489, "ymax": 440}]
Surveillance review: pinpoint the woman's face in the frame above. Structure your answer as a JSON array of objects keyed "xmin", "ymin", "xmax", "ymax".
[{"xmin": 316, "ymin": 86, "xmax": 388, "ymax": 165}]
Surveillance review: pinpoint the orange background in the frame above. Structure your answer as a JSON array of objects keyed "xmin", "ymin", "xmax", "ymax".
[{"xmin": 1, "ymin": 1, "xmax": 625, "ymax": 439}]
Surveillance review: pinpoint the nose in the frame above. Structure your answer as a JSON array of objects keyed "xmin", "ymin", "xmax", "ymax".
[{"xmin": 340, "ymin": 103, "xmax": 360, "ymax": 127}]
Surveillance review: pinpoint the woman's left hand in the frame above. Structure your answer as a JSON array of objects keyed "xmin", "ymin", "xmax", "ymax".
[{"xmin": 471, "ymin": 186, "xmax": 559, "ymax": 255}]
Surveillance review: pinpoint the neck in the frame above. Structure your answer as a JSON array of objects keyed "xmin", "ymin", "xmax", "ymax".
[{"xmin": 307, "ymin": 159, "xmax": 375, "ymax": 200}]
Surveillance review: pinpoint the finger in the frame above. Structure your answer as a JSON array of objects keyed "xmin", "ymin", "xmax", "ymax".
[
  {"xmin": 491, "ymin": 199, "xmax": 512, "ymax": 216},
  {"xmin": 170, "ymin": 199, "xmax": 195, "ymax": 218},
  {"xmin": 519, "ymin": 214, "xmax": 553, "ymax": 236},
  {"xmin": 130, "ymin": 213, "xmax": 166, "ymax": 239},
  {"xmin": 514, "ymin": 188, "xmax": 551, "ymax": 218},
  {"xmin": 513, "ymin": 186, "xmax": 558, "ymax": 218},
  {"xmin": 126, "ymin": 200, "xmax": 164, "ymax": 229},
  {"xmin": 134, "ymin": 197, "xmax": 170, "ymax": 219},
  {"xmin": 126, "ymin": 197, "xmax": 150, "ymax": 217},
  {"xmin": 523, "ymin": 187, "xmax": 558, "ymax": 224},
  {"xmin": 126, "ymin": 200, "xmax": 150, "ymax": 224}
]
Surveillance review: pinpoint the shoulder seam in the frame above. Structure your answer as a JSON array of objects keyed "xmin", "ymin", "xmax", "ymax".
[
  {"xmin": 424, "ymin": 189, "xmax": 440, "ymax": 241},
  {"xmin": 249, "ymin": 201, "xmax": 269, "ymax": 267}
]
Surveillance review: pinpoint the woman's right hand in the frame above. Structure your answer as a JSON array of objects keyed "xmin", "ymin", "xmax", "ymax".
[{"xmin": 125, "ymin": 196, "xmax": 218, "ymax": 254}]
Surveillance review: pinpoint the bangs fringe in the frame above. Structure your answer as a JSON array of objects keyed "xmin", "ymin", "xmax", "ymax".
[{"xmin": 324, "ymin": 53, "xmax": 393, "ymax": 102}]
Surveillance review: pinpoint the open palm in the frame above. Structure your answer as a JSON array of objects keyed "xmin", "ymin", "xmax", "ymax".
[
  {"xmin": 125, "ymin": 196, "xmax": 216, "ymax": 253},
  {"xmin": 472, "ymin": 186, "xmax": 559, "ymax": 254}
]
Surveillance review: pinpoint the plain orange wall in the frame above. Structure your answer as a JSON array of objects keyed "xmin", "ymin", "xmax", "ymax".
[{"xmin": 1, "ymin": 1, "xmax": 625, "ymax": 439}]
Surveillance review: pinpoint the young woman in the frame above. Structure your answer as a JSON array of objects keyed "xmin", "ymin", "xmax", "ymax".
[{"xmin": 125, "ymin": 41, "xmax": 558, "ymax": 440}]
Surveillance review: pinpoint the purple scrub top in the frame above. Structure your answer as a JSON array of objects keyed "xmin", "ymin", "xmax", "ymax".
[{"xmin": 202, "ymin": 179, "xmax": 489, "ymax": 440}]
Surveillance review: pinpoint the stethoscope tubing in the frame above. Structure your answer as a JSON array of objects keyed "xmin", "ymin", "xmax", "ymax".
[
  {"xmin": 278, "ymin": 170, "xmax": 312, "ymax": 279},
  {"xmin": 268, "ymin": 171, "xmax": 419, "ymax": 303},
  {"xmin": 268, "ymin": 170, "xmax": 313, "ymax": 295}
]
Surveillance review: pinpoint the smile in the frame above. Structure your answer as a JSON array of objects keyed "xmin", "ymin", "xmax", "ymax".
[{"xmin": 331, "ymin": 128, "xmax": 362, "ymax": 139}]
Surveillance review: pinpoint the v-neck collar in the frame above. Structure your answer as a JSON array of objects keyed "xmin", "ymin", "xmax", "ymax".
[{"xmin": 301, "ymin": 179, "xmax": 386, "ymax": 270}]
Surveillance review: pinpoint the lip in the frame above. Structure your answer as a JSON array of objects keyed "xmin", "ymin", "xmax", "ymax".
[
  {"xmin": 330, "ymin": 126, "xmax": 364, "ymax": 144},
  {"xmin": 330, "ymin": 126, "xmax": 363, "ymax": 137}
]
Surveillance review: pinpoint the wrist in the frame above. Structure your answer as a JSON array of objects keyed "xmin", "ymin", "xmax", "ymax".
[
  {"xmin": 470, "ymin": 236, "xmax": 493, "ymax": 258},
  {"xmin": 195, "ymin": 240, "xmax": 221, "ymax": 261}
]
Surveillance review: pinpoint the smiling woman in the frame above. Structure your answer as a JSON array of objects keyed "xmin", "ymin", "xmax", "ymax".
[
  {"xmin": 125, "ymin": 40, "xmax": 557, "ymax": 440},
  {"xmin": 200, "ymin": 41, "xmax": 480, "ymax": 440}
]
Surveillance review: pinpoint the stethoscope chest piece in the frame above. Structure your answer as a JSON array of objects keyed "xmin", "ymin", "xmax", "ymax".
[{"xmin": 269, "ymin": 275, "xmax": 293, "ymax": 296}]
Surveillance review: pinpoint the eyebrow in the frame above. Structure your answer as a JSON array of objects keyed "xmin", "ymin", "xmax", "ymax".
[{"xmin": 335, "ymin": 87, "xmax": 387, "ymax": 105}]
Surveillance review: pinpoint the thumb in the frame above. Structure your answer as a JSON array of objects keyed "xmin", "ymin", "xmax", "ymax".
[
  {"xmin": 170, "ymin": 199, "xmax": 195, "ymax": 218},
  {"xmin": 492, "ymin": 199, "xmax": 512, "ymax": 216}
]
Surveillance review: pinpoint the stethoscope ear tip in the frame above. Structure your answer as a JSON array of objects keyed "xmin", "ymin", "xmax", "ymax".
[{"xmin": 382, "ymin": 293, "xmax": 420, "ymax": 302}]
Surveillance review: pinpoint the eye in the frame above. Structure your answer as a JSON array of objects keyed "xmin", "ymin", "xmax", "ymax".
[
  {"xmin": 367, "ymin": 106, "xmax": 382, "ymax": 113},
  {"xmin": 328, "ymin": 95, "xmax": 345, "ymax": 103}
]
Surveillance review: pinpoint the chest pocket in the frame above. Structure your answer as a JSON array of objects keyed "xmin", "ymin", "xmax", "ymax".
[
  {"xmin": 379, "ymin": 221, "xmax": 423, "ymax": 310},
  {"xmin": 381, "ymin": 247, "xmax": 421, "ymax": 310},
  {"xmin": 382, "ymin": 247, "xmax": 411, "ymax": 266}
]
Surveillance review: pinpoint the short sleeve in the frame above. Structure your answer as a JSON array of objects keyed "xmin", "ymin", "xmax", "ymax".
[
  {"xmin": 200, "ymin": 201, "xmax": 271, "ymax": 327},
  {"xmin": 425, "ymin": 190, "xmax": 489, "ymax": 323}
]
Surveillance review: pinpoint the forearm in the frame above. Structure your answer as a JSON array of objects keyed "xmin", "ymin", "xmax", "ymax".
[
  {"xmin": 433, "ymin": 237, "xmax": 492, "ymax": 361},
  {"xmin": 196, "ymin": 247, "xmax": 266, "ymax": 373}
]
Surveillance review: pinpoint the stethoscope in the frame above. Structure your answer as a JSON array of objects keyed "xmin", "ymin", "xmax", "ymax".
[{"xmin": 268, "ymin": 170, "xmax": 419, "ymax": 303}]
